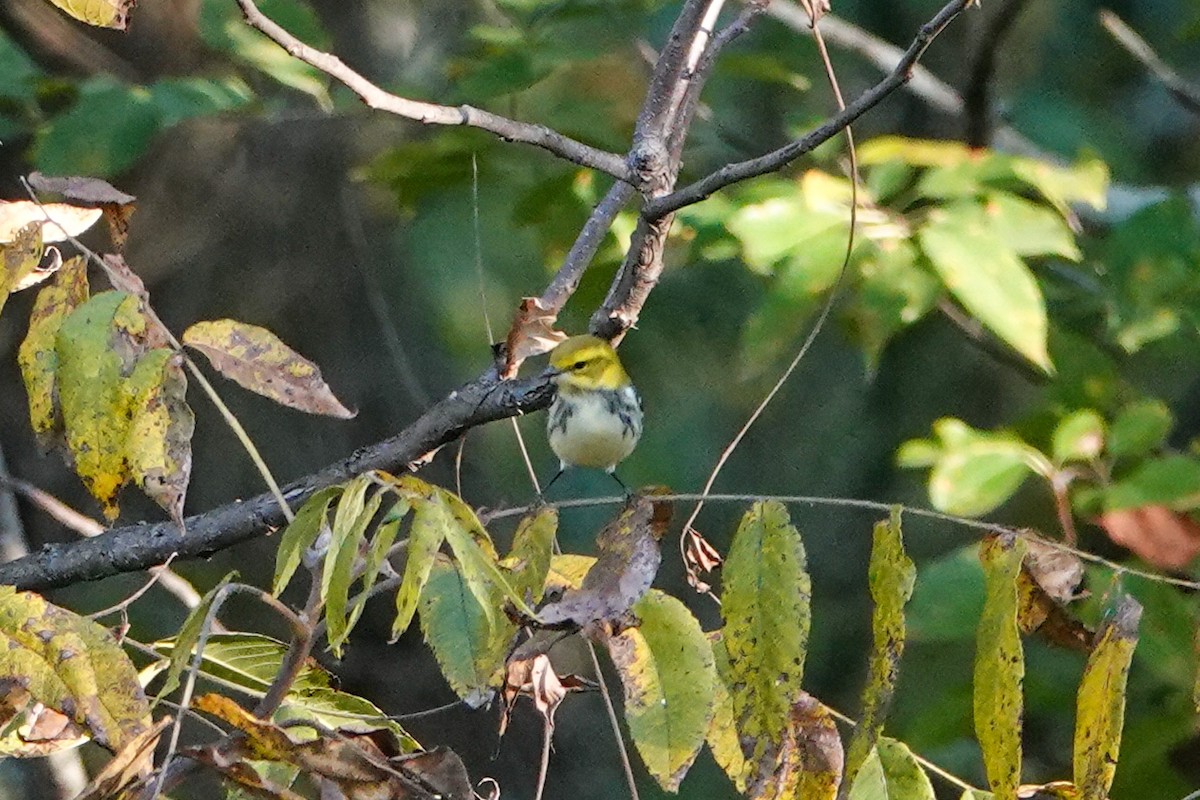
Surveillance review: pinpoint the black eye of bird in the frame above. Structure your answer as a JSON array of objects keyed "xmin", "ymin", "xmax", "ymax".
[{"xmin": 573, "ymin": 360, "xmax": 586, "ymax": 370}]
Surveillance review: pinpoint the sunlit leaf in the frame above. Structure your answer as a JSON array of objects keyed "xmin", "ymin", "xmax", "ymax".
[
  {"xmin": 392, "ymin": 496, "xmax": 447, "ymax": 641},
  {"xmin": 152, "ymin": 632, "xmax": 332, "ymax": 698},
  {"xmin": 18, "ymin": 255, "xmax": 89, "ymax": 442},
  {"xmin": 722, "ymin": 501, "xmax": 811, "ymax": 765},
  {"xmin": 919, "ymin": 201, "xmax": 1052, "ymax": 371},
  {"xmin": 348, "ymin": 499, "xmax": 409, "ymax": 637},
  {"xmin": 1052, "ymin": 410, "xmax": 1105, "ymax": 464},
  {"xmin": 273, "ymin": 486, "xmax": 343, "ymax": 596},
  {"xmin": 155, "ymin": 572, "xmax": 236, "ymax": 703},
  {"xmin": 0, "ymin": 586, "xmax": 150, "ymax": 751},
  {"xmin": 324, "ymin": 477, "xmax": 384, "ymax": 657},
  {"xmin": 183, "ymin": 319, "xmax": 355, "ymax": 418},
  {"xmin": 606, "ymin": 590, "xmax": 715, "ymax": 791},
  {"xmin": 974, "ymin": 534, "xmax": 1027, "ymax": 798},
  {"xmin": 0, "ymin": 200, "xmax": 103, "ymax": 243},
  {"xmin": 848, "ymin": 737, "xmax": 936, "ymax": 800},
  {"xmin": 981, "ymin": 192, "xmax": 1081, "ymax": 260},
  {"xmin": 502, "ymin": 506, "xmax": 557, "ymax": 604},
  {"xmin": 123, "ymin": 349, "xmax": 194, "ymax": 524},
  {"xmin": 1074, "ymin": 595, "xmax": 1141, "ymax": 800},
  {"xmin": 844, "ymin": 510, "xmax": 915, "ymax": 788},
  {"xmin": 0, "ymin": 221, "xmax": 44, "ymax": 318}
]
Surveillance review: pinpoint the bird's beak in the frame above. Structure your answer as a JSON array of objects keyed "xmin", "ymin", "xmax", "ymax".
[{"xmin": 540, "ymin": 364, "xmax": 563, "ymax": 380}]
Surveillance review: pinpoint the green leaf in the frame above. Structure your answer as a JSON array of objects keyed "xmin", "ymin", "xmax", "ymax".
[
  {"xmin": 981, "ymin": 192, "xmax": 1081, "ymax": 260},
  {"xmin": 278, "ymin": 686, "xmax": 420, "ymax": 752},
  {"xmin": 844, "ymin": 510, "xmax": 916, "ymax": 789},
  {"xmin": 17, "ymin": 255, "xmax": 89, "ymax": 443},
  {"xmin": 721, "ymin": 501, "xmax": 811, "ymax": 763},
  {"xmin": 502, "ymin": 506, "xmax": 557, "ymax": 604},
  {"xmin": 1107, "ymin": 400, "xmax": 1171, "ymax": 460},
  {"xmin": 973, "ymin": 534, "xmax": 1026, "ymax": 798},
  {"xmin": 35, "ymin": 80, "xmax": 161, "ymax": 177},
  {"xmin": 324, "ymin": 476, "xmax": 384, "ymax": 657},
  {"xmin": 1074, "ymin": 596, "xmax": 1141, "ymax": 800},
  {"xmin": 726, "ymin": 194, "xmax": 844, "ymax": 274},
  {"xmin": 911, "ymin": 418, "xmax": 1044, "ymax": 517},
  {"xmin": 151, "ymin": 632, "xmax": 332, "ymax": 697},
  {"xmin": 418, "ymin": 558, "xmax": 508, "ymax": 704},
  {"xmin": 919, "ymin": 201, "xmax": 1053, "ymax": 372},
  {"xmin": 154, "ymin": 571, "xmax": 236, "ymax": 703},
  {"xmin": 1052, "ymin": 410, "xmax": 1105, "ymax": 464},
  {"xmin": 606, "ymin": 590, "xmax": 716, "ymax": 792},
  {"xmin": 392, "ymin": 496, "xmax": 448, "ymax": 641},
  {"xmin": 848, "ymin": 737, "xmax": 936, "ymax": 800},
  {"xmin": 846, "ymin": 240, "xmax": 940, "ymax": 371},
  {"xmin": 56, "ymin": 291, "xmax": 149, "ymax": 519},
  {"xmin": 348, "ymin": 499, "xmax": 409, "ymax": 637},
  {"xmin": 272, "ymin": 485, "xmax": 342, "ymax": 596},
  {"xmin": 706, "ymin": 636, "xmax": 746, "ymax": 792},
  {"xmin": 439, "ymin": 492, "xmax": 538, "ymax": 621},
  {"xmin": 1105, "ymin": 455, "xmax": 1200, "ymax": 511},
  {"xmin": 0, "ymin": 586, "xmax": 150, "ymax": 753}
]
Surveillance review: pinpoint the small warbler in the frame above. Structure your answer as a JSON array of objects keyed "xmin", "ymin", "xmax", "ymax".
[{"xmin": 543, "ymin": 334, "xmax": 643, "ymax": 491}]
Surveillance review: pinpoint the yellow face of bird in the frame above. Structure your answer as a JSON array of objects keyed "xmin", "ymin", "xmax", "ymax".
[{"xmin": 547, "ymin": 335, "xmax": 631, "ymax": 392}]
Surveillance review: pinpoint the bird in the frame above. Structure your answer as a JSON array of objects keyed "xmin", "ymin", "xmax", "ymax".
[{"xmin": 542, "ymin": 334, "xmax": 643, "ymax": 493}]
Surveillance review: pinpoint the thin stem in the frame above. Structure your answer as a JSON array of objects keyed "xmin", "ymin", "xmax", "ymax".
[
  {"xmin": 587, "ymin": 640, "xmax": 640, "ymax": 800},
  {"xmin": 182, "ymin": 357, "xmax": 294, "ymax": 523}
]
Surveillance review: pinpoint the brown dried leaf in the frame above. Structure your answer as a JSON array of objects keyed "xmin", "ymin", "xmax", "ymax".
[
  {"xmin": 183, "ymin": 319, "xmax": 356, "ymax": 418},
  {"xmin": 745, "ymin": 693, "xmax": 843, "ymax": 800},
  {"xmin": 502, "ymin": 297, "xmax": 566, "ymax": 379},
  {"xmin": 28, "ymin": 172, "xmax": 137, "ymax": 206},
  {"xmin": 1017, "ymin": 536, "xmax": 1092, "ymax": 652},
  {"xmin": 0, "ymin": 199, "xmax": 102, "ymax": 243},
  {"xmin": 536, "ymin": 489, "xmax": 671, "ymax": 630},
  {"xmin": 74, "ymin": 717, "xmax": 170, "ymax": 800},
  {"xmin": 683, "ymin": 526, "xmax": 722, "ymax": 593},
  {"xmin": 499, "ymin": 654, "xmax": 590, "ymax": 737},
  {"xmin": 1097, "ymin": 505, "xmax": 1200, "ymax": 570},
  {"xmin": 0, "ymin": 684, "xmax": 89, "ymax": 757}
]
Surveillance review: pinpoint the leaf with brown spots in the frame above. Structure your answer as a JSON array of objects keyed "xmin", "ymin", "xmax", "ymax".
[
  {"xmin": 745, "ymin": 693, "xmax": 843, "ymax": 800},
  {"xmin": 18, "ymin": 255, "xmax": 90, "ymax": 443},
  {"xmin": 28, "ymin": 172, "xmax": 137, "ymax": 251},
  {"xmin": 0, "ymin": 586, "xmax": 151, "ymax": 753},
  {"xmin": 124, "ymin": 350, "xmax": 194, "ymax": 525},
  {"xmin": 0, "ymin": 222, "xmax": 44, "ymax": 318},
  {"xmin": 183, "ymin": 319, "xmax": 355, "ymax": 418}
]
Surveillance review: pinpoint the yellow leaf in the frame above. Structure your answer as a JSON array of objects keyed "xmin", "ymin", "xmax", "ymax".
[
  {"xmin": 0, "ymin": 586, "xmax": 151, "ymax": 752},
  {"xmin": 123, "ymin": 349, "xmax": 194, "ymax": 524},
  {"xmin": 0, "ymin": 222, "xmax": 44, "ymax": 318},
  {"xmin": 1073, "ymin": 596, "xmax": 1141, "ymax": 800},
  {"xmin": 974, "ymin": 533, "xmax": 1027, "ymax": 798},
  {"xmin": 18, "ymin": 255, "xmax": 89, "ymax": 442},
  {"xmin": 844, "ymin": 508, "xmax": 916, "ymax": 788},
  {"xmin": 44, "ymin": 0, "xmax": 136, "ymax": 29}
]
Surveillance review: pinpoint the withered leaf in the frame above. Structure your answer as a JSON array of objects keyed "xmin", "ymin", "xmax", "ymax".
[
  {"xmin": 0, "ymin": 684, "xmax": 89, "ymax": 757},
  {"xmin": 73, "ymin": 717, "xmax": 170, "ymax": 800},
  {"xmin": 502, "ymin": 297, "xmax": 566, "ymax": 379},
  {"xmin": 0, "ymin": 200, "xmax": 102, "ymax": 243},
  {"xmin": 1, "ymin": 222, "xmax": 44, "ymax": 317},
  {"xmin": 28, "ymin": 172, "xmax": 137, "ymax": 206},
  {"xmin": 1017, "ymin": 536, "xmax": 1092, "ymax": 653},
  {"xmin": 745, "ymin": 693, "xmax": 843, "ymax": 800},
  {"xmin": 536, "ymin": 490, "xmax": 671, "ymax": 630},
  {"xmin": 183, "ymin": 319, "xmax": 355, "ymax": 418},
  {"xmin": 683, "ymin": 526, "xmax": 723, "ymax": 593}
]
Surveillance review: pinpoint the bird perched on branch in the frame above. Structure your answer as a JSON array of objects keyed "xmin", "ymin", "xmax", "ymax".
[{"xmin": 543, "ymin": 335, "xmax": 642, "ymax": 492}]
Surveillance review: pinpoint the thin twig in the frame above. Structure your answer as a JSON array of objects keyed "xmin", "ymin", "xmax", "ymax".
[
  {"xmin": 88, "ymin": 553, "xmax": 179, "ymax": 619},
  {"xmin": 1100, "ymin": 9, "xmax": 1200, "ymax": 115},
  {"xmin": 587, "ymin": 640, "xmax": 640, "ymax": 800},
  {"xmin": 482, "ymin": 491, "xmax": 1200, "ymax": 592},
  {"xmin": 533, "ymin": 716, "xmax": 553, "ymax": 800},
  {"xmin": 0, "ymin": 474, "xmax": 104, "ymax": 536},
  {"xmin": 824, "ymin": 704, "xmax": 983, "ymax": 794},
  {"xmin": 647, "ymin": 0, "xmax": 975, "ymax": 217},
  {"xmin": 231, "ymin": 0, "xmax": 629, "ymax": 179},
  {"xmin": 963, "ymin": 0, "xmax": 1031, "ymax": 147}
]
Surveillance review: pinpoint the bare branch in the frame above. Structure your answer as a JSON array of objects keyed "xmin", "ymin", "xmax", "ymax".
[
  {"xmin": 963, "ymin": 0, "xmax": 1031, "ymax": 147},
  {"xmin": 1100, "ymin": 9, "xmax": 1200, "ymax": 116},
  {"xmin": 648, "ymin": 0, "xmax": 975, "ymax": 218},
  {"xmin": 0, "ymin": 373, "xmax": 553, "ymax": 591},
  {"xmin": 232, "ymin": 0, "xmax": 630, "ymax": 179}
]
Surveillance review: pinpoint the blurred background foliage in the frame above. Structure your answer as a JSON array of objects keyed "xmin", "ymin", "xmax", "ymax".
[{"xmin": 1, "ymin": 0, "xmax": 1199, "ymax": 798}]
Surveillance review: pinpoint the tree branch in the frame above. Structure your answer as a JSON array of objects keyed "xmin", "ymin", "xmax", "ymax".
[
  {"xmin": 1100, "ymin": 9, "xmax": 1200, "ymax": 116},
  {"xmin": 646, "ymin": 0, "xmax": 974, "ymax": 218},
  {"xmin": 232, "ymin": 0, "xmax": 630, "ymax": 180},
  {"xmin": 963, "ymin": 0, "xmax": 1030, "ymax": 147},
  {"xmin": 0, "ymin": 373, "xmax": 552, "ymax": 591}
]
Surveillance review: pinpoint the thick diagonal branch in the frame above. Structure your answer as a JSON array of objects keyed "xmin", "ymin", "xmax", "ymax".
[
  {"xmin": 0, "ymin": 374, "xmax": 553, "ymax": 591},
  {"xmin": 233, "ymin": 0, "xmax": 629, "ymax": 179}
]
